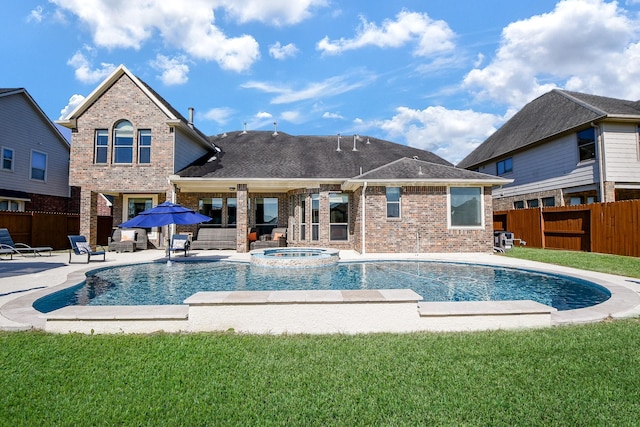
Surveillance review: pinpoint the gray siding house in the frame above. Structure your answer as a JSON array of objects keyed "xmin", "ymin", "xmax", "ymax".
[
  {"xmin": 458, "ymin": 89, "xmax": 640, "ymax": 211},
  {"xmin": 0, "ymin": 88, "xmax": 72, "ymax": 213}
]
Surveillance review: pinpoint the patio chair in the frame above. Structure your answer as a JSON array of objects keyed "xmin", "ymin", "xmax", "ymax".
[
  {"xmin": 0, "ymin": 228, "xmax": 52, "ymax": 258},
  {"xmin": 68, "ymin": 235, "xmax": 106, "ymax": 264},
  {"xmin": 108, "ymin": 228, "xmax": 148, "ymax": 253},
  {"xmin": 168, "ymin": 234, "xmax": 190, "ymax": 257}
]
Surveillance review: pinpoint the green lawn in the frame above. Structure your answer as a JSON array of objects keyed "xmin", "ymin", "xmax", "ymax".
[
  {"xmin": 502, "ymin": 246, "xmax": 640, "ymax": 278},
  {"xmin": 2, "ymin": 322, "xmax": 640, "ymax": 426},
  {"xmin": 2, "ymin": 248, "xmax": 639, "ymax": 426}
]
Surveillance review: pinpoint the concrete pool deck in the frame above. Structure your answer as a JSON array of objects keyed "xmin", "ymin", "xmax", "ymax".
[{"xmin": 1, "ymin": 249, "xmax": 639, "ymax": 333}]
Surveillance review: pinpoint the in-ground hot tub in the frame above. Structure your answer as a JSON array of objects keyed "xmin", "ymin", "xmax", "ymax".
[{"xmin": 250, "ymin": 247, "xmax": 339, "ymax": 268}]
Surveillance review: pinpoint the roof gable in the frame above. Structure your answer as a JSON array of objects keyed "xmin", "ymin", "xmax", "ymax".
[
  {"xmin": 354, "ymin": 157, "xmax": 504, "ymax": 182},
  {"xmin": 457, "ymin": 89, "xmax": 640, "ymax": 169}
]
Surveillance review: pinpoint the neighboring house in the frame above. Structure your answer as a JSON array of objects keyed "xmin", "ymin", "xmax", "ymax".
[
  {"xmin": 458, "ymin": 89, "xmax": 640, "ymax": 211},
  {"xmin": 0, "ymin": 88, "xmax": 74, "ymax": 213},
  {"xmin": 58, "ymin": 64, "xmax": 509, "ymax": 253}
]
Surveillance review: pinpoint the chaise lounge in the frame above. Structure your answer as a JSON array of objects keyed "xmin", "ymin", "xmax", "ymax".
[
  {"xmin": 68, "ymin": 235, "xmax": 106, "ymax": 263},
  {"xmin": 191, "ymin": 227, "xmax": 237, "ymax": 250},
  {"xmin": 0, "ymin": 228, "xmax": 52, "ymax": 258}
]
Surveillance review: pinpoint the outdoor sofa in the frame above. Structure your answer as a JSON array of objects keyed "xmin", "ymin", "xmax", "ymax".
[
  {"xmin": 191, "ymin": 227, "xmax": 237, "ymax": 250},
  {"xmin": 250, "ymin": 228, "xmax": 287, "ymax": 250},
  {"xmin": 108, "ymin": 228, "xmax": 148, "ymax": 253}
]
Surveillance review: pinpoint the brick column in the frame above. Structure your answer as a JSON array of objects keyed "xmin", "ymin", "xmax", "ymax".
[
  {"xmin": 236, "ymin": 184, "xmax": 248, "ymax": 252},
  {"xmin": 603, "ymin": 181, "xmax": 616, "ymax": 202},
  {"xmin": 80, "ymin": 188, "xmax": 98, "ymax": 246}
]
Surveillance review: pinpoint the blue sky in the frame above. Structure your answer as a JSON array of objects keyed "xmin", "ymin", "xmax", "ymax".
[{"xmin": 3, "ymin": 0, "xmax": 640, "ymax": 164}]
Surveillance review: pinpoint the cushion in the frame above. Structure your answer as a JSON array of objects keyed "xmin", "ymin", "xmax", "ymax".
[
  {"xmin": 272, "ymin": 232, "xmax": 284, "ymax": 241},
  {"xmin": 248, "ymin": 232, "xmax": 257, "ymax": 242},
  {"xmin": 120, "ymin": 230, "xmax": 136, "ymax": 242},
  {"xmin": 172, "ymin": 239, "xmax": 186, "ymax": 249},
  {"xmin": 76, "ymin": 241, "xmax": 92, "ymax": 254}
]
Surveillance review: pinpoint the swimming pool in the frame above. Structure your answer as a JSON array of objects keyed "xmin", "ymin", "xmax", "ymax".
[{"xmin": 33, "ymin": 260, "xmax": 610, "ymax": 313}]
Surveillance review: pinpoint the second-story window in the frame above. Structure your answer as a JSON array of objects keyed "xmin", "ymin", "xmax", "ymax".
[
  {"xmin": 1, "ymin": 147, "xmax": 14, "ymax": 171},
  {"xmin": 95, "ymin": 129, "xmax": 108, "ymax": 164},
  {"xmin": 138, "ymin": 129, "xmax": 151, "ymax": 164},
  {"xmin": 496, "ymin": 157, "xmax": 513, "ymax": 175},
  {"xmin": 30, "ymin": 150, "xmax": 47, "ymax": 181},
  {"xmin": 114, "ymin": 121, "xmax": 134, "ymax": 164},
  {"xmin": 577, "ymin": 128, "xmax": 596, "ymax": 161}
]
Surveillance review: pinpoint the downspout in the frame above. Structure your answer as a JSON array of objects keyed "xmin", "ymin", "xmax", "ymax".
[
  {"xmin": 361, "ymin": 182, "xmax": 367, "ymax": 254},
  {"xmin": 591, "ymin": 122, "xmax": 605, "ymax": 202}
]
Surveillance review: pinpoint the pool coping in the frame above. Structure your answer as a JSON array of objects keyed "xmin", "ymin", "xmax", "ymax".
[{"xmin": 1, "ymin": 250, "xmax": 639, "ymax": 333}]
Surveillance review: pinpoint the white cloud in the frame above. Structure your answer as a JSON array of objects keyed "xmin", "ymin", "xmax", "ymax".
[
  {"xmin": 50, "ymin": 0, "xmax": 264, "ymax": 72},
  {"xmin": 59, "ymin": 94, "xmax": 86, "ymax": 119},
  {"xmin": 256, "ymin": 111, "xmax": 273, "ymax": 119},
  {"xmin": 66, "ymin": 49, "xmax": 116, "ymax": 83},
  {"xmin": 269, "ymin": 42, "xmax": 299, "ymax": 60},
  {"xmin": 202, "ymin": 107, "xmax": 234, "ymax": 125},
  {"xmin": 242, "ymin": 72, "xmax": 376, "ymax": 104},
  {"xmin": 27, "ymin": 6, "xmax": 44, "ymax": 23},
  {"xmin": 220, "ymin": 0, "xmax": 327, "ymax": 26},
  {"xmin": 317, "ymin": 10, "xmax": 455, "ymax": 56},
  {"xmin": 322, "ymin": 112, "xmax": 344, "ymax": 119},
  {"xmin": 375, "ymin": 106, "xmax": 503, "ymax": 164},
  {"xmin": 281, "ymin": 110, "xmax": 303, "ymax": 123},
  {"xmin": 464, "ymin": 0, "xmax": 640, "ymax": 108},
  {"xmin": 150, "ymin": 54, "xmax": 190, "ymax": 85}
]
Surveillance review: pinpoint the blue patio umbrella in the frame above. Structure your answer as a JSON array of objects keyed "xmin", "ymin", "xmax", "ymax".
[{"xmin": 120, "ymin": 201, "xmax": 211, "ymax": 259}]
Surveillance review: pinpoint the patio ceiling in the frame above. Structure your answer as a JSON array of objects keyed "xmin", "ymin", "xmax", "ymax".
[{"xmin": 170, "ymin": 176, "xmax": 345, "ymax": 193}]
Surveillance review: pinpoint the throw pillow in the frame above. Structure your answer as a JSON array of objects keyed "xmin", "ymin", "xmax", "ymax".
[
  {"xmin": 272, "ymin": 232, "xmax": 283, "ymax": 241},
  {"xmin": 172, "ymin": 239, "xmax": 186, "ymax": 249},
  {"xmin": 120, "ymin": 230, "xmax": 136, "ymax": 242},
  {"xmin": 76, "ymin": 241, "xmax": 92, "ymax": 254},
  {"xmin": 248, "ymin": 232, "xmax": 257, "ymax": 242}
]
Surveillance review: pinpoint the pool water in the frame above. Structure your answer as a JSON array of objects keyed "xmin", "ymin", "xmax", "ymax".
[{"xmin": 33, "ymin": 260, "xmax": 610, "ymax": 313}]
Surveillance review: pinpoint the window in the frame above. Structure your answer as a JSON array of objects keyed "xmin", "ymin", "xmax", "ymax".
[
  {"xmin": 30, "ymin": 150, "xmax": 46, "ymax": 181},
  {"xmin": 126, "ymin": 196, "xmax": 153, "ymax": 220},
  {"xmin": 1, "ymin": 147, "xmax": 14, "ymax": 171},
  {"xmin": 138, "ymin": 129, "xmax": 151, "ymax": 164},
  {"xmin": 256, "ymin": 198, "xmax": 278, "ymax": 225},
  {"xmin": 513, "ymin": 200, "xmax": 525, "ymax": 209},
  {"xmin": 95, "ymin": 129, "xmax": 108, "ymax": 164},
  {"xmin": 0, "ymin": 199, "xmax": 22, "ymax": 211},
  {"xmin": 449, "ymin": 187, "xmax": 482, "ymax": 227},
  {"xmin": 542, "ymin": 197, "xmax": 555, "ymax": 207},
  {"xmin": 577, "ymin": 128, "xmax": 596, "ymax": 161},
  {"xmin": 199, "ymin": 198, "xmax": 223, "ymax": 224},
  {"xmin": 114, "ymin": 121, "xmax": 134, "ymax": 163},
  {"xmin": 329, "ymin": 193, "xmax": 349, "ymax": 240},
  {"xmin": 299, "ymin": 195, "xmax": 306, "ymax": 241},
  {"xmin": 311, "ymin": 193, "xmax": 319, "ymax": 241},
  {"xmin": 496, "ymin": 157, "xmax": 513, "ymax": 175},
  {"xmin": 386, "ymin": 187, "xmax": 401, "ymax": 218},
  {"xmin": 227, "ymin": 198, "xmax": 237, "ymax": 225},
  {"xmin": 570, "ymin": 196, "xmax": 583, "ymax": 206},
  {"xmin": 527, "ymin": 199, "xmax": 539, "ymax": 208}
]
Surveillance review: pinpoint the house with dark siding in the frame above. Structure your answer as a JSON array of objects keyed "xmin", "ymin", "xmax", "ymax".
[
  {"xmin": 458, "ymin": 89, "xmax": 640, "ymax": 211},
  {"xmin": 58, "ymin": 64, "xmax": 508, "ymax": 253}
]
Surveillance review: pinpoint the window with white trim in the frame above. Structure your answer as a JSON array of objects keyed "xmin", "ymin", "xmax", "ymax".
[
  {"xmin": 577, "ymin": 128, "xmax": 596, "ymax": 161},
  {"xmin": 30, "ymin": 150, "xmax": 47, "ymax": 181},
  {"xmin": 329, "ymin": 193, "xmax": 349, "ymax": 240},
  {"xmin": 114, "ymin": 121, "xmax": 134, "ymax": 163},
  {"xmin": 311, "ymin": 193, "xmax": 319, "ymax": 241},
  {"xmin": 386, "ymin": 187, "xmax": 401, "ymax": 218},
  {"xmin": 138, "ymin": 129, "xmax": 151, "ymax": 164},
  {"xmin": 449, "ymin": 187, "xmax": 482, "ymax": 228},
  {"xmin": 95, "ymin": 129, "xmax": 108, "ymax": 164},
  {"xmin": 1, "ymin": 147, "xmax": 14, "ymax": 171}
]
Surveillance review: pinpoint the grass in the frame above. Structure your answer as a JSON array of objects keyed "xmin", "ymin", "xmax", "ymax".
[
  {"xmin": 2, "ymin": 322, "xmax": 640, "ymax": 426},
  {"xmin": 502, "ymin": 246, "xmax": 640, "ymax": 278}
]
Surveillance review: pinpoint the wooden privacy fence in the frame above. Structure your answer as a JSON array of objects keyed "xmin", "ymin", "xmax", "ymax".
[
  {"xmin": 494, "ymin": 199, "xmax": 640, "ymax": 257},
  {"xmin": 0, "ymin": 212, "xmax": 113, "ymax": 250}
]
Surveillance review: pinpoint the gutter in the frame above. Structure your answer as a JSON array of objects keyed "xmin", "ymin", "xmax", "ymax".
[{"xmin": 591, "ymin": 122, "xmax": 606, "ymax": 202}]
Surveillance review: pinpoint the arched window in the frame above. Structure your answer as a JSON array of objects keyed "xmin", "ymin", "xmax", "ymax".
[{"xmin": 113, "ymin": 120, "xmax": 134, "ymax": 163}]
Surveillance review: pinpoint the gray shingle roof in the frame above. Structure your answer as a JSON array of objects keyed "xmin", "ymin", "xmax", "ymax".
[
  {"xmin": 457, "ymin": 89, "xmax": 640, "ymax": 169},
  {"xmin": 354, "ymin": 157, "xmax": 500, "ymax": 181},
  {"xmin": 177, "ymin": 132, "xmax": 453, "ymax": 179}
]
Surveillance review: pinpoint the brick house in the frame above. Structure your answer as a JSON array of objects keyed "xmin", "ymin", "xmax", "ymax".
[
  {"xmin": 458, "ymin": 89, "xmax": 640, "ymax": 211},
  {"xmin": 58, "ymin": 64, "xmax": 508, "ymax": 253},
  {"xmin": 0, "ymin": 88, "xmax": 76, "ymax": 213}
]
